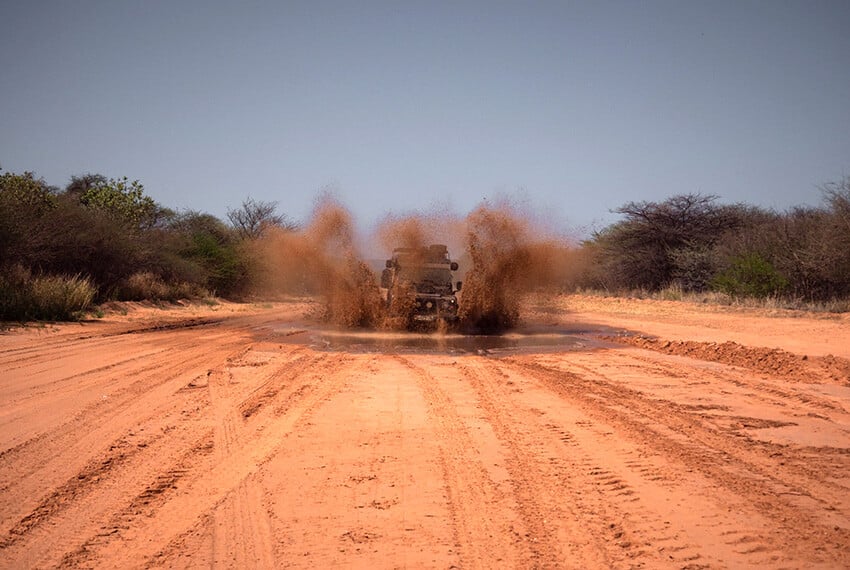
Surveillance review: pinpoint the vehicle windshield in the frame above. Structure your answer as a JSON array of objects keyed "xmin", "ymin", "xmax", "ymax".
[{"xmin": 398, "ymin": 266, "xmax": 452, "ymax": 286}]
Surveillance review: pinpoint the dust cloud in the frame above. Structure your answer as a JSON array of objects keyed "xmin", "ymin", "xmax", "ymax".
[
  {"xmin": 259, "ymin": 198, "xmax": 574, "ymax": 333},
  {"xmin": 375, "ymin": 211, "xmax": 465, "ymax": 254},
  {"xmin": 258, "ymin": 196, "xmax": 384, "ymax": 328}
]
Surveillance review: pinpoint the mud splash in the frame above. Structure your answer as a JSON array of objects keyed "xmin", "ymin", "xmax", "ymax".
[
  {"xmin": 375, "ymin": 211, "xmax": 465, "ymax": 254},
  {"xmin": 373, "ymin": 202, "xmax": 575, "ymax": 333},
  {"xmin": 458, "ymin": 204, "xmax": 531, "ymax": 332},
  {"xmin": 260, "ymin": 197, "xmax": 574, "ymax": 333},
  {"xmin": 458, "ymin": 202, "xmax": 571, "ymax": 333},
  {"xmin": 258, "ymin": 196, "xmax": 384, "ymax": 328}
]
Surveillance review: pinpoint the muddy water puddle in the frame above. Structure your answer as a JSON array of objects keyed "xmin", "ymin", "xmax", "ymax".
[{"xmin": 273, "ymin": 324, "xmax": 622, "ymax": 356}]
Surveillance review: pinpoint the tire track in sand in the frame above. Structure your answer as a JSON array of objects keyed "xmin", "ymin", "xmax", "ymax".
[
  {"xmin": 205, "ymin": 351, "xmax": 319, "ymax": 568},
  {"xmin": 0, "ymin": 333, "xmax": 245, "ymax": 536},
  {"xmin": 472, "ymin": 357, "xmax": 730, "ymax": 568},
  {"xmin": 22, "ymin": 345, "xmax": 329, "ymax": 569},
  {"xmin": 458, "ymin": 358, "xmax": 652, "ymax": 569},
  {"xmin": 395, "ymin": 355, "xmax": 564, "ymax": 569},
  {"xmin": 128, "ymin": 350, "xmax": 355, "ymax": 568},
  {"xmin": 501, "ymin": 354, "xmax": 850, "ymax": 568}
]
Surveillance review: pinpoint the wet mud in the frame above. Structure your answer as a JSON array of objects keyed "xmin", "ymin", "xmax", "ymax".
[{"xmin": 273, "ymin": 324, "xmax": 624, "ymax": 356}]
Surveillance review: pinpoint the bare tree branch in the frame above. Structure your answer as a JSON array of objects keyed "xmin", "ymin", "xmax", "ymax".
[{"xmin": 227, "ymin": 197, "xmax": 297, "ymax": 239}]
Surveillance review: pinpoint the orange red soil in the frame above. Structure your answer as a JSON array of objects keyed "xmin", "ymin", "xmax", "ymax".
[{"xmin": 1, "ymin": 296, "xmax": 849, "ymax": 568}]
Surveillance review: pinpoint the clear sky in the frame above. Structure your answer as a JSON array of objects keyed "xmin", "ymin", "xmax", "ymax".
[{"xmin": 2, "ymin": 1, "xmax": 849, "ymax": 236}]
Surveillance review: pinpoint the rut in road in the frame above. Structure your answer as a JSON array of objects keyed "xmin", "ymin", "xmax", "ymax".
[
  {"xmin": 498, "ymin": 350, "xmax": 850, "ymax": 568},
  {"xmin": 0, "ymin": 340, "xmax": 239, "ymax": 558},
  {"xmin": 1, "ymin": 316, "xmax": 300, "ymax": 567},
  {"xmin": 396, "ymin": 355, "xmax": 558, "ymax": 568},
  {"xmin": 64, "ymin": 349, "xmax": 356, "ymax": 568},
  {"xmin": 2, "ymin": 301, "xmax": 849, "ymax": 569}
]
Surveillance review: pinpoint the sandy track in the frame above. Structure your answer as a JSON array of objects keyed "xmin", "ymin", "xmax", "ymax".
[{"xmin": 1, "ymin": 297, "xmax": 848, "ymax": 568}]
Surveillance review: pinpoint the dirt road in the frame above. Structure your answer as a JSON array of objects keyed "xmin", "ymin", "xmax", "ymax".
[{"xmin": 1, "ymin": 296, "xmax": 849, "ymax": 568}]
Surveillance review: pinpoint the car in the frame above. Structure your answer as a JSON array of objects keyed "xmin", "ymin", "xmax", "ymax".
[{"xmin": 381, "ymin": 244, "xmax": 462, "ymax": 328}]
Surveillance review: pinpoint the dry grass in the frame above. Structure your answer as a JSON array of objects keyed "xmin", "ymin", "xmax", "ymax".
[
  {"xmin": 574, "ymin": 285, "xmax": 850, "ymax": 314},
  {"xmin": 0, "ymin": 265, "xmax": 96, "ymax": 321},
  {"xmin": 114, "ymin": 272, "xmax": 206, "ymax": 302}
]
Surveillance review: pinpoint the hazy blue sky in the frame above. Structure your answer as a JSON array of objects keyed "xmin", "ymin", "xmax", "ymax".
[{"xmin": 2, "ymin": 1, "xmax": 849, "ymax": 235}]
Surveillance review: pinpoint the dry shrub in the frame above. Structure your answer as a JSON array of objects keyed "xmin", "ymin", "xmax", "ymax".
[
  {"xmin": 114, "ymin": 271, "xmax": 204, "ymax": 302},
  {"xmin": 115, "ymin": 272, "xmax": 171, "ymax": 301},
  {"xmin": 0, "ymin": 265, "xmax": 95, "ymax": 321},
  {"xmin": 31, "ymin": 274, "xmax": 95, "ymax": 320}
]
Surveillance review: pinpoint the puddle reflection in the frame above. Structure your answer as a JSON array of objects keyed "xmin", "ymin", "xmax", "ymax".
[{"xmin": 275, "ymin": 325, "xmax": 619, "ymax": 355}]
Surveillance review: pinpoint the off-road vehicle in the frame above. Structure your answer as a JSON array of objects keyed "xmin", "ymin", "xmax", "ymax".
[{"xmin": 380, "ymin": 244, "xmax": 462, "ymax": 326}]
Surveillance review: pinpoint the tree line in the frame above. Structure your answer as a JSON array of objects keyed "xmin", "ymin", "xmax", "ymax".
[
  {"xmin": 0, "ymin": 168, "xmax": 293, "ymax": 319},
  {"xmin": 578, "ymin": 181, "xmax": 850, "ymax": 302},
  {"xmin": 1, "ymin": 166, "xmax": 849, "ymax": 320}
]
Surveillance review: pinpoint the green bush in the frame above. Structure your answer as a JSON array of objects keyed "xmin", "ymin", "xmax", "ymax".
[
  {"xmin": 712, "ymin": 254, "xmax": 788, "ymax": 298},
  {"xmin": 80, "ymin": 176, "xmax": 158, "ymax": 229},
  {"xmin": 0, "ymin": 266, "xmax": 96, "ymax": 321}
]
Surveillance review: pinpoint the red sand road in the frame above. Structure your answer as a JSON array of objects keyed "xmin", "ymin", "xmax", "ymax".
[{"xmin": 1, "ymin": 296, "xmax": 849, "ymax": 568}]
